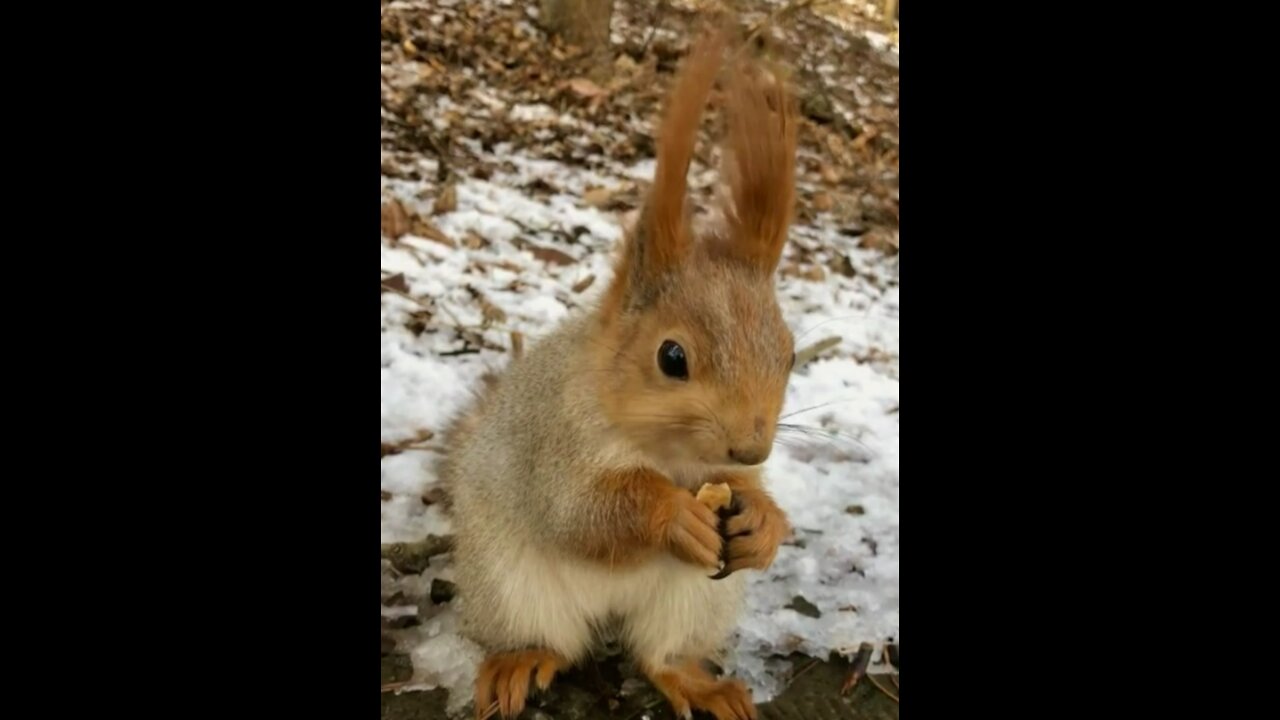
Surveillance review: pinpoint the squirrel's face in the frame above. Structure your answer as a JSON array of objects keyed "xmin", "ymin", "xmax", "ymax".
[
  {"xmin": 592, "ymin": 36, "xmax": 799, "ymax": 468},
  {"xmin": 594, "ymin": 261, "xmax": 793, "ymax": 468}
]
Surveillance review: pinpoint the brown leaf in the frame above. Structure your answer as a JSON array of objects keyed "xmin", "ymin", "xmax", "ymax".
[
  {"xmin": 785, "ymin": 595, "xmax": 822, "ymax": 618},
  {"xmin": 566, "ymin": 77, "xmax": 606, "ymax": 98},
  {"xmin": 582, "ymin": 186, "xmax": 614, "ymax": 208},
  {"xmin": 614, "ymin": 53, "xmax": 639, "ymax": 74},
  {"xmin": 421, "ymin": 487, "xmax": 448, "ymax": 506},
  {"xmin": 410, "ymin": 218, "xmax": 457, "ymax": 248},
  {"xmin": 462, "ymin": 231, "xmax": 487, "ymax": 249},
  {"xmin": 466, "ymin": 286, "xmax": 508, "ymax": 326},
  {"xmin": 525, "ymin": 177, "xmax": 560, "ymax": 195},
  {"xmin": 381, "ymin": 200, "xmax": 410, "ymax": 240},
  {"xmin": 381, "ymin": 273, "xmax": 409, "ymax": 294},
  {"xmin": 572, "ymin": 274, "xmax": 596, "ymax": 293},
  {"xmin": 820, "ymin": 164, "xmax": 842, "ymax": 185},
  {"xmin": 432, "ymin": 183, "xmax": 458, "ymax": 215},
  {"xmin": 852, "ymin": 127, "xmax": 879, "ymax": 153},
  {"xmin": 859, "ymin": 231, "xmax": 899, "ymax": 255},
  {"xmin": 526, "ymin": 243, "xmax": 576, "ymax": 266},
  {"xmin": 812, "ymin": 192, "xmax": 834, "ymax": 212},
  {"xmin": 510, "ymin": 331, "xmax": 524, "ymax": 359},
  {"xmin": 405, "ymin": 309, "xmax": 433, "ymax": 336}
]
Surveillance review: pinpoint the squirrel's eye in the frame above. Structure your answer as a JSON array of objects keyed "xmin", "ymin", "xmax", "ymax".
[{"xmin": 657, "ymin": 340, "xmax": 689, "ymax": 380}]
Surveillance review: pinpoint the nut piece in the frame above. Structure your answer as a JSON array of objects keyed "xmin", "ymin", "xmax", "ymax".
[{"xmin": 695, "ymin": 482, "xmax": 733, "ymax": 512}]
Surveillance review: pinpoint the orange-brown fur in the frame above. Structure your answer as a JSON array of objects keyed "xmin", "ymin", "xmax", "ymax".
[
  {"xmin": 715, "ymin": 477, "xmax": 791, "ymax": 575},
  {"xmin": 567, "ymin": 467, "xmax": 722, "ymax": 568},
  {"xmin": 645, "ymin": 660, "xmax": 758, "ymax": 720},
  {"xmin": 474, "ymin": 650, "xmax": 565, "ymax": 719}
]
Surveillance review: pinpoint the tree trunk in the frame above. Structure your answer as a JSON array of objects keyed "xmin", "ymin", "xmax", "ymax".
[{"xmin": 539, "ymin": 0, "xmax": 613, "ymax": 55}]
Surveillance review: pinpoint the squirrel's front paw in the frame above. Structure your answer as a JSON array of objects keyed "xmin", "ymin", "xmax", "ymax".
[
  {"xmin": 657, "ymin": 490, "xmax": 723, "ymax": 569},
  {"xmin": 718, "ymin": 488, "xmax": 790, "ymax": 576}
]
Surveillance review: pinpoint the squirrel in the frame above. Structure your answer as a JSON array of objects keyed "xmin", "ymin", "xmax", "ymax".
[{"xmin": 440, "ymin": 28, "xmax": 798, "ymax": 720}]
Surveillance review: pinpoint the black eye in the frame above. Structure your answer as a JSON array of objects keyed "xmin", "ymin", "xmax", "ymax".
[{"xmin": 657, "ymin": 340, "xmax": 688, "ymax": 380}]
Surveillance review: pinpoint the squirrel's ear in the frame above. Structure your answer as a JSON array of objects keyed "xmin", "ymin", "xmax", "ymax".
[
  {"xmin": 605, "ymin": 30, "xmax": 726, "ymax": 313},
  {"xmin": 719, "ymin": 59, "xmax": 798, "ymax": 275}
]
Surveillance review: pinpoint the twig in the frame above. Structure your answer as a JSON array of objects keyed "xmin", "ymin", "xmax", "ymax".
[
  {"xmin": 890, "ymin": 673, "xmax": 898, "ymax": 689},
  {"xmin": 440, "ymin": 346, "xmax": 482, "ymax": 357},
  {"xmin": 639, "ymin": 0, "xmax": 666, "ymax": 57},
  {"xmin": 866, "ymin": 673, "xmax": 898, "ymax": 703},
  {"xmin": 839, "ymin": 642, "xmax": 874, "ymax": 694},
  {"xmin": 793, "ymin": 335, "xmax": 842, "ymax": 369},
  {"xmin": 478, "ymin": 701, "xmax": 500, "ymax": 720},
  {"xmin": 786, "ymin": 657, "xmax": 821, "ymax": 688},
  {"xmin": 381, "ymin": 283, "xmax": 433, "ymax": 309},
  {"xmin": 381, "ymin": 680, "xmax": 413, "ymax": 693}
]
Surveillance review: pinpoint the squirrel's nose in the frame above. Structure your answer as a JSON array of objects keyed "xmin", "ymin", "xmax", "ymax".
[{"xmin": 728, "ymin": 446, "xmax": 770, "ymax": 466}]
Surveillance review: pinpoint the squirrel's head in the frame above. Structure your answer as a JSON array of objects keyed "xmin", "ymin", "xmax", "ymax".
[{"xmin": 590, "ymin": 34, "xmax": 798, "ymax": 469}]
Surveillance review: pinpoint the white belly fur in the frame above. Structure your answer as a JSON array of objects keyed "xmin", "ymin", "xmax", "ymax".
[{"xmin": 472, "ymin": 540, "xmax": 747, "ymax": 668}]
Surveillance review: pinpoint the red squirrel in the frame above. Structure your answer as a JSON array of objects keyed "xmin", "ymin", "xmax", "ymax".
[{"xmin": 440, "ymin": 29, "xmax": 798, "ymax": 720}]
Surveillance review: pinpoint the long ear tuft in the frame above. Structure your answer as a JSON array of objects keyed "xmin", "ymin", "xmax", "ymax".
[
  {"xmin": 604, "ymin": 31, "xmax": 726, "ymax": 316},
  {"xmin": 721, "ymin": 58, "xmax": 798, "ymax": 274}
]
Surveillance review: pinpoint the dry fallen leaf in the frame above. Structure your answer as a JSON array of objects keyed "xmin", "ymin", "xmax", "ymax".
[
  {"xmin": 583, "ymin": 186, "xmax": 614, "ymax": 208},
  {"xmin": 812, "ymin": 192, "xmax": 834, "ymax": 212},
  {"xmin": 527, "ymin": 243, "xmax": 576, "ymax": 266},
  {"xmin": 572, "ymin": 274, "xmax": 596, "ymax": 293},
  {"xmin": 411, "ymin": 218, "xmax": 457, "ymax": 248},
  {"xmin": 433, "ymin": 183, "xmax": 458, "ymax": 215},
  {"xmin": 567, "ymin": 77, "xmax": 606, "ymax": 98},
  {"xmin": 382, "ymin": 200, "xmax": 410, "ymax": 240},
  {"xmin": 381, "ymin": 273, "xmax": 410, "ymax": 294},
  {"xmin": 859, "ymin": 231, "xmax": 899, "ymax": 254}
]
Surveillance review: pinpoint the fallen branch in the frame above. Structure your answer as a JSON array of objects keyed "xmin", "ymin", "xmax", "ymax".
[
  {"xmin": 867, "ymin": 673, "xmax": 899, "ymax": 703},
  {"xmin": 839, "ymin": 642, "xmax": 874, "ymax": 694},
  {"xmin": 381, "ymin": 680, "xmax": 414, "ymax": 694}
]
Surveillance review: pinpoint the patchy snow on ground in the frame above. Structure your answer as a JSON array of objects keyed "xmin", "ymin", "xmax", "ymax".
[{"xmin": 381, "ymin": 158, "xmax": 898, "ymax": 713}]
